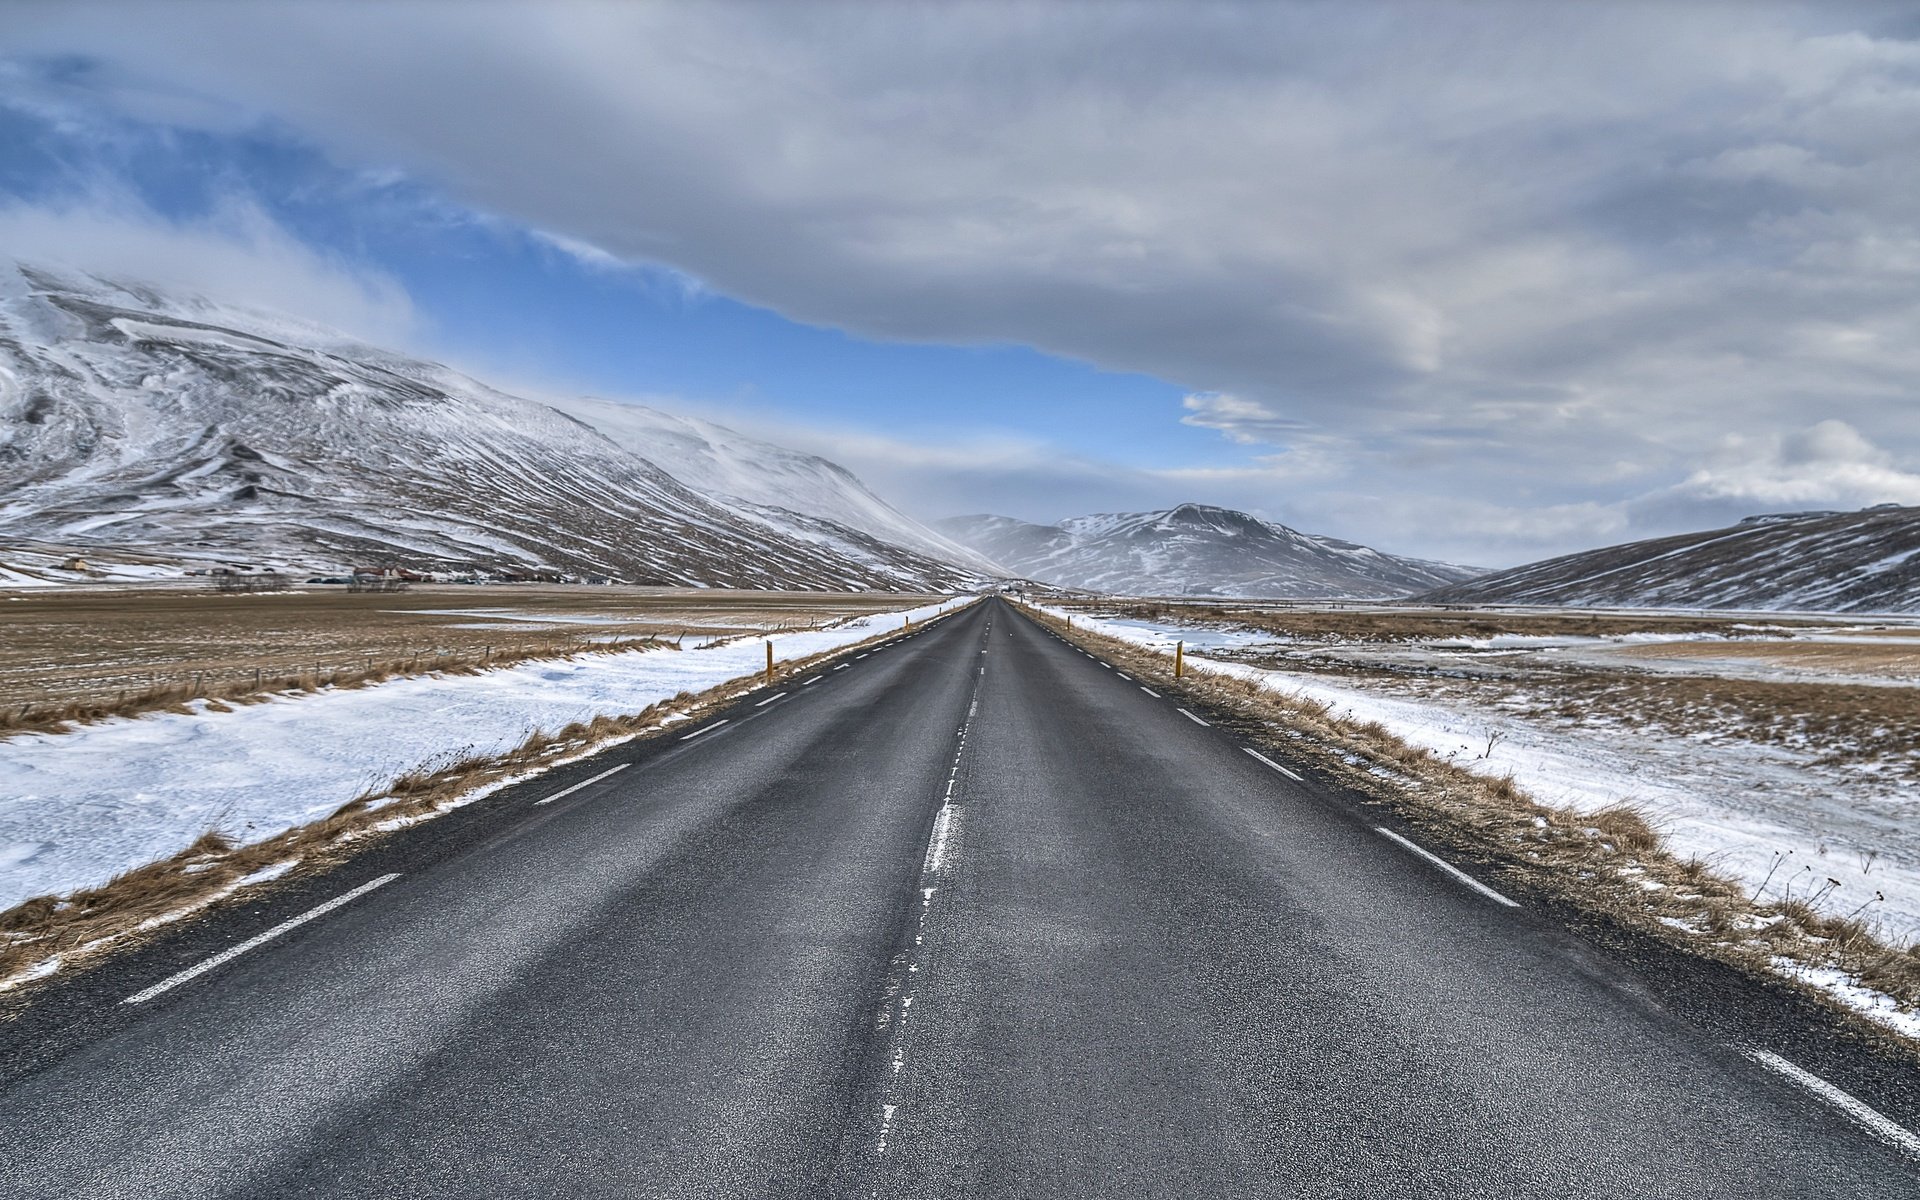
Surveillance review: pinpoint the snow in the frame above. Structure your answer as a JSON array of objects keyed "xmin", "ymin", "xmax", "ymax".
[
  {"xmin": 547, "ymin": 395, "xmax": 1005, "ymax": 576},
  {"xmin": 0, "ymin": 598, "xmax": 962, "ymax": 909}
]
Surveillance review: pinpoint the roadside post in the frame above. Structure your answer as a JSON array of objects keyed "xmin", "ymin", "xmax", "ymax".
[
  {"xmin": 1175, "ymin": 640, "xmax": 1184, "ymax": 678},
  {"xmin": 766, "ymin": 641, "xmax": 775, "ymax": 684}
]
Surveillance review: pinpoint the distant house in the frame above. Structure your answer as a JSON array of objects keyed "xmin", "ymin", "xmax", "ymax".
[
  {"xmin": 60, "ymin": 556, "xmax": 89, "ymax": 572},
  {"xmin": 348, "ymin": 566, "xmax": 414, "ymax": 593}
]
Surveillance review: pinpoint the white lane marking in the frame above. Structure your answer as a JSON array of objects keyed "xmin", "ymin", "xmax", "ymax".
[
  {"xmin": 755, "ymin": 693, "xmax": 787, "ymax": 707},
  {"xmin": 1177, "ymin": 708, "xmax": 1210, "ymax": 726},
  {"xmin": 680, "ymin": 719, "xmax": 730, "ymax": 740},
  {"xmin": 834, "ymin": 663, "xmax": 850, "ymax": 670},
  {"xmin": 1244, "ymin": 748, "xmax": 1304, "ymax": 781},
  {"xmin": 1099, "ymin": 663, "xmax": 1112, "ymax": 670},
  {"xmin": 803, "ymin": 675, "xmax": 824, "ymax": 685},
  {"xmin": 1141, "ymin": 687, "xmax": 1160, "ymax": 698},
  {"xmin": 856, "ymin": 653, "xmax": 870, "ymax": 659},
  {"xmin": 1745, "ymin": 1050, "xmax": 1920, "ymax": 1159},
  {"xmin": 1373, "ymin": 827, "xmax": 1520, "ymax": 908},
  {"xmin": 124, "ymin": 874, "xmax": 401, "ymax": 1004},
  {"xmin": 534, "ymin": 762, "xmax": 630, "ymax": 805},
  {"xmin": 923, "ymin": 804, "xmax": 957, "ymax": 873},
  {"xmin": 1118, "ymin": 673, "xmax": 1132, "ymax": 681}
]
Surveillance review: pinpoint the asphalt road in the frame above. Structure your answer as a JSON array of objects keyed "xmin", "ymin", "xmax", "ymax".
[{"xmin": 4, "ymin": 597, "xmax": 1918, "ymax": 1197}]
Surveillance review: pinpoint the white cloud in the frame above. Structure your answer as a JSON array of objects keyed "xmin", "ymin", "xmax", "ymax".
[
  {"xmin": 0, "ymin": 196, "xmax": 412, "ymax": 341},
  {"xmin": 1671, "ymin": 420, "xmax": 1920, "ymax": 510}
]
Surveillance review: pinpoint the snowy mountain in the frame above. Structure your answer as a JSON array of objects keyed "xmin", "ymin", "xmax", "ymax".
[
  {"xmin": 545, "ymin": 397, "xmax": 1005, "ymax": 576},
  {"xmin": 0, "ymin": 261, "xmax": 994, "ymax": 590},
  {"xmin": 1421, "ymin": 506, "xmax": 1920, "ymax": 613},
  {"xmin": 935, "ymin": 505, "xmax": 1480, "ymax": 598}
]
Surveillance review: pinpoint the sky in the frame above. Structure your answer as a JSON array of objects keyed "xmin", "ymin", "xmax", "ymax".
[{"xmin": 5, "ymin": 2, "xmax": 1920, "ymax": 568}]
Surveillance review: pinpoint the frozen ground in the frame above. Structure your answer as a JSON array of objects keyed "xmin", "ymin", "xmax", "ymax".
[
  {"xmin": 1043, "ymin": 605, "xmax": 1920, "ymax": 945},
  {"xmin": 0, "ymin": 599, "xmax": 958, "ymax": 909}
]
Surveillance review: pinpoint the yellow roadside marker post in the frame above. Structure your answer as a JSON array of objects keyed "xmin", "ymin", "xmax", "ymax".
[
  {"xmin": 766, "ymin": 641, "xmax": 775, "ymax": 684},
  {"xmin": 1175, "ymin": 640, "xmax": 1184, "ymax": 679}
]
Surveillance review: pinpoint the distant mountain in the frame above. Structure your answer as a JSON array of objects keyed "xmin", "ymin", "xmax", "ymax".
[
  {"xmin": 935, "ymin": 504, "xmax": 1480, "ymax": 598},
  {"xmin": 1421, "ymin": 506, "xmax": 1920, "ymax": 613},
  {"xmin": 0, "ymin": 261, "xmax": 992, "ymax": 590},
  {"xmin": 546, "ymin": 397, "xmax": 1005, "ymax": 577}
]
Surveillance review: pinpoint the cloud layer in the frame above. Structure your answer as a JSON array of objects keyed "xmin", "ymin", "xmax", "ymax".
[
  {"xmin": 10, "ymin": 2, "xmax": 1920, "ymax": 563},
  {"xmin": 0, "ymin": 198, "xmax": 413, "ymax": 340}
]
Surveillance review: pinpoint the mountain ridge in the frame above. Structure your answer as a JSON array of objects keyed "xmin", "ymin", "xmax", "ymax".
[
  {"xmin": 936, "ymin": 503, "xmax": 1479, "ymax": 598},
  {"xmin": 1421, "ymin": 505, "xmax": 1920, "ymax": 613},
  {"xmin": 0, "ymin": 260, "xmax": 996, "ymax": 591}
]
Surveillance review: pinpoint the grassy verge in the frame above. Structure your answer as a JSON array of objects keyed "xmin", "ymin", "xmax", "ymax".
[
  {"xmin": 0, "ymin": 635, "xmax": 677, "ymax": 741},
  {"xmin": 1025, "ymin": 602, "xmax": 1920, "ymax": 1054},
  {"xmin": 0, "ymin": 603, "xmax": 970, "ymax": 998}
]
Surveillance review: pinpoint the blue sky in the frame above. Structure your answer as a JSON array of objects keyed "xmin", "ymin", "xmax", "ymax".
[
  {"xmin": 7, "ymin": 3, "xmax": 1920, "ymax": 567},
  {"xmin": 0, "ymin": 79, "xmax": 1206, "ymax": 472}
]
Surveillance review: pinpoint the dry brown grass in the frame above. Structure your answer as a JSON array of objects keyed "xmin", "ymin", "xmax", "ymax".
[
  {"xmin": 1024, "ymin": 602, "xmax": 1920, "ymax": 1045},
  {"xmin": 1610, "ymin": 637, "xmax": 1920, "ymax": 680},
  {"xmin": 1070, "ymin": 599, "xmax": 1821, "ymax": 643},
  {"xmin": 0, "ymin": 584, "xmax": 935, "ymax": 740},
  {"xmin": 0, "ymin": 603, "xmax": 969, "ymax": 996}
]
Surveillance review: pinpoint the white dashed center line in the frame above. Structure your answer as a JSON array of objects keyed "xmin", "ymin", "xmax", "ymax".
[
  {"xmin": 868, "ymin": 629, "xmax": 988, "ymax": 1159},
  {"xmin": 679, "ymin": 720, "xmax": 729, "ymax": 741},
  {"xmin": 755, "ymin": 693, "xmax": 786, "ymax": 707},
  {"xmin": 1177, "ymin": 708, "xmax": 1210, "ymax": 726}
]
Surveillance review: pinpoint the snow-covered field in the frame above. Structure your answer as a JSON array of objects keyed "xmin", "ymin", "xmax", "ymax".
[
  {"xmin": 1043, "ymin": 604, "xmax": 1920, "ymax": 945},
  {"xmin": 0, "ymin": 598, "xmax": 960, "ymax": 909}
]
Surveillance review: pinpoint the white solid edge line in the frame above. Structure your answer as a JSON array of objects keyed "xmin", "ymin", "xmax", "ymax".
[
  {"xmin": 1140, "ymin": 687, "xmax": 1161, "ymax": 698},
  {"xmin": 1177, "ymin": 708, "xmax": 1210, "ymax": 726},
  {"xmin": 1745, "ymin": 1050, "xmax": 1920, "ymax": 1159},
  {"xmin": 124, "ymin": 873, "xmax": 401, "ymax": 1004},
  {"xmin": 534, "ymin": 762, "xmax": 630, "ymax": 805},
  {"xmin": 1374, "ymin": 826, "xmax": 1520, "ymax": 908},
  {"xmin": 755, "ymin": 692, "xmax": 787, "ymax": 706},
  {"xmin": 680, "ymin": 719, "xmax": 730, "ymax": 740},
  {"xmin": 803, "ymin": 676, "xmax": 824, "ymax": 685},
  {"xmin": 1244, "ymin": 748, "xmax": 1303, "ymax": 781}
]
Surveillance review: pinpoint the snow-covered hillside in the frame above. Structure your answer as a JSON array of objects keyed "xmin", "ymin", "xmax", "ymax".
[
  {"xmin": 547, "ymin": 397, "xmax": 1004, "ymax": 576},
  {"xmin": 1423, "ymin": 506, "xmax": 1920, "ymax": 613},
  {"xmin": 936, "ymin": 504, "xmax": 1479, "ymax": 598},
  {"xmin": 0, "ymin": 262, "xmax": 993, "ymax": 590}
]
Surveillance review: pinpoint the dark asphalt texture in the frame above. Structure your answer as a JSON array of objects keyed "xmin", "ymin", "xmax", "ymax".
[{"xmin": 2, "ymin": 598, "xmax": 1917, "ymax": 1197}]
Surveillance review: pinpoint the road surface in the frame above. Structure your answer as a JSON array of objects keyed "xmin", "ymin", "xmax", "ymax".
[{"xmin": 3, "ymin": 598, "xmax": 1917, "ymax": 1197}]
